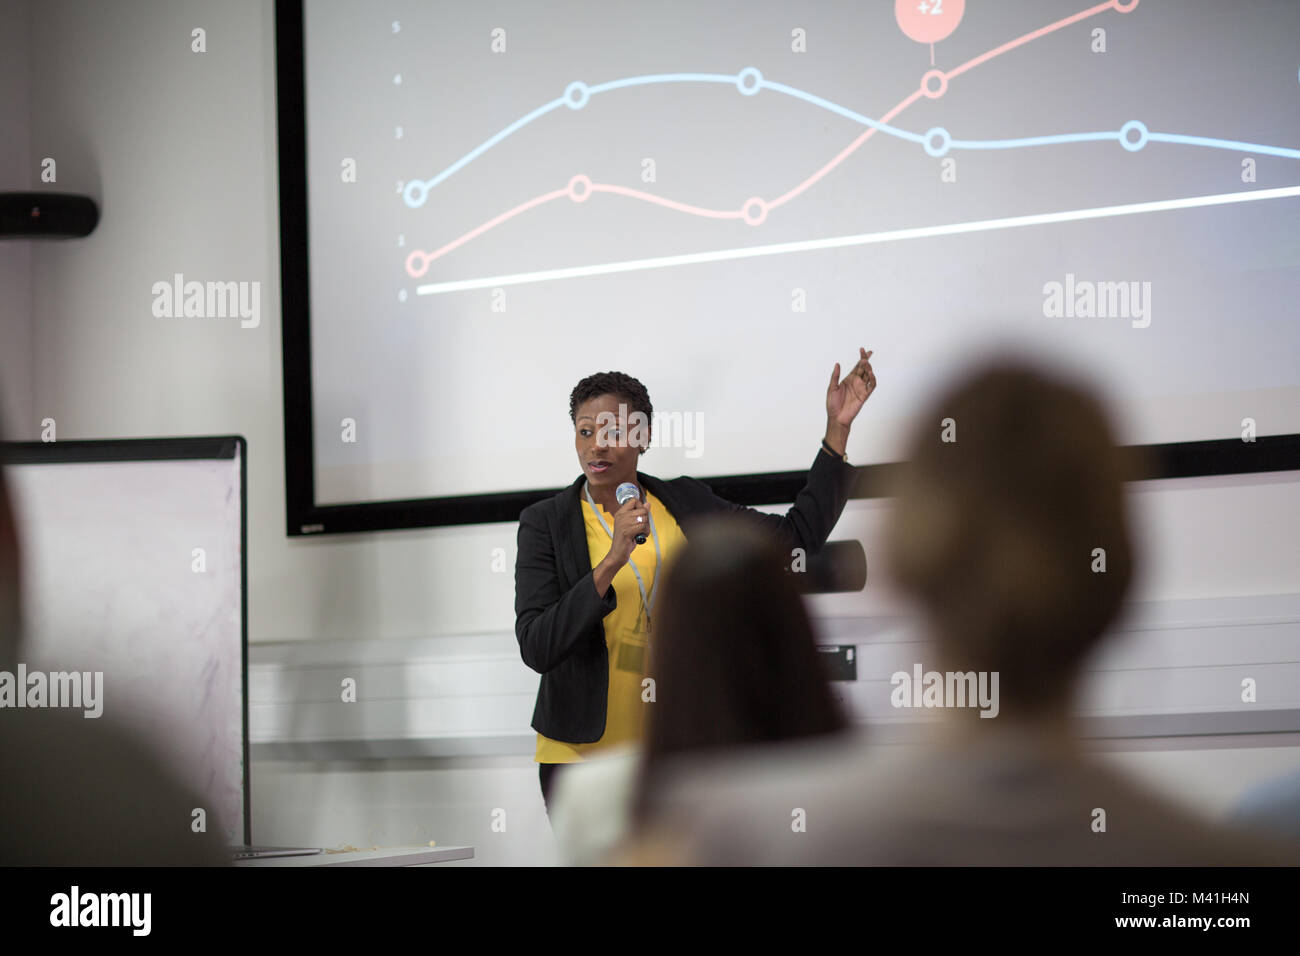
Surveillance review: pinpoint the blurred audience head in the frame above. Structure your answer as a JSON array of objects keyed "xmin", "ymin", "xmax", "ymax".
[
  {"xmin": 636, "ymin": 515, "xmax": 847, "ymax": 811},
  {"xmin": 884, "ymin": 361, "xmax": 1137, "ymax": 718}
]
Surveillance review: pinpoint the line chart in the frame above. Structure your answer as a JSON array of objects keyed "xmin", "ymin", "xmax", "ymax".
[
  {"xmin": 298, "ymin": 0, "xmax": 1300, "ymax": 511},
  {"xmin": 398, "ymin": 0, "xmax": 1300, "ymax": 288}
]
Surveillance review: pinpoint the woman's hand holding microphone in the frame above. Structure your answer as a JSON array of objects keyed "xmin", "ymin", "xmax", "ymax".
[{"xmin": 592, "ymin": 495, "xmax": 648, "ymax": 597}]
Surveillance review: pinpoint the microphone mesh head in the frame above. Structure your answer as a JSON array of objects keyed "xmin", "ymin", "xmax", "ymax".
[{"xmin": 615, "ymin": 482, "xmax": 640, "ymax": 506}]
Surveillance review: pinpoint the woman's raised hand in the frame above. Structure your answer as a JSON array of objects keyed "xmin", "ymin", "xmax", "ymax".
[{"xmin": 827, "ymin": 347, "xmax": 876, "ymax": 427}]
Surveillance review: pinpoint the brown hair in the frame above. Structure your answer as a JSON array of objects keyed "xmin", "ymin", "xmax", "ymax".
[
  {"xmin": 884, "ymin": 361, "xmax": 1137, "ymax": 713},
  {"xmin": 634, "ymin": 516, "xmax": 847, "ymax": 818}
]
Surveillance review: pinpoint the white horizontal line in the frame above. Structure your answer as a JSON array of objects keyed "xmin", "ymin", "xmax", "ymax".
[{"xmin": 415, "ymin": 185, "xmax": 1300, "ymax": 296}]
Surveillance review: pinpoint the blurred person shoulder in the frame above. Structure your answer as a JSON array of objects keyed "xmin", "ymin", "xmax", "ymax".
[
  {"xmin": 0, "ymin": 707, "xmax": 230, "ymax": 866},
  {"xmin": 1070, "ymin": 752, "xmax": 1296, "ymax": 867},
  {"xmin": 639, "ymin": 728, "xmax": 876, "ymax": 865},
  {"xmin": 641, "ymin": 728, "xmax": 1294, "ymax": 866},
  {"xmin": 1227, "ymin": 765, "xmax": 1300, "ymax": 847},
  {"xmin": 550, "ymin": 744, "xmax": 644, "ymax": 866}
]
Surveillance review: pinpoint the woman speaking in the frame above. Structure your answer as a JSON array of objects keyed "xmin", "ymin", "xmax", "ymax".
[{"xmin": 514, "ymin": 349, "xmax": 876, "ymax": 814}]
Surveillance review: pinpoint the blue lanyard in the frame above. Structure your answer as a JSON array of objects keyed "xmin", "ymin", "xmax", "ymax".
[{"xmin": 584, "ymin": 481, "xmax": 661, "ymax": 624}]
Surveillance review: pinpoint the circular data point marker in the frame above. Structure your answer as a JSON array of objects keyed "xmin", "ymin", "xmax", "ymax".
[
  {"xmin": 403, "ymin": 181, "xmax": 429, "ymax": 208},
  {"xmin": 568, "ymin": 174, "xmax": 593, "ymax": 202},
  {"xmin": 920, "ymin": 69, "xmax": 948, "ymax": 98},
  {"xmin": 1119, "ymin": 120, "xmax": 1148, "ymax": 151},
  {"xmin": 923, "ymin": 126, "xmax": 952, "ymax": 157},
  {"xmin": 564, "ymin": 81, "xmax": 590, "ymax": 109}
]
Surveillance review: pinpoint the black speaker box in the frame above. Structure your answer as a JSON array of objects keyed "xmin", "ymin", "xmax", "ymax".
[{"xmin": 0, "ymin": 192, "xmax": 100, "ymax": 238}]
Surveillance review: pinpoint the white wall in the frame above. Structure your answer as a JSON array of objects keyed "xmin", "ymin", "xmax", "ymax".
[
  {"xmin": 12, "ymin": 0, "xmax": 1299, "ymax": 864},
  {"xmin": 20, "ymin": 0, "xmax": 547, "ymax": 862}
]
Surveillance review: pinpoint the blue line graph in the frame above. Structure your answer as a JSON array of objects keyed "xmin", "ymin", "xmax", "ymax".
[{"xmin": 401, "ymin": 68, "xmax": 1300, "ymax": 208}]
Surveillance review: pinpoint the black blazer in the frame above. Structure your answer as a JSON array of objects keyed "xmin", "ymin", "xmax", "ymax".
[{"xmin": 514, "ymin": 448, "xmax": 858, "ymax": 744}]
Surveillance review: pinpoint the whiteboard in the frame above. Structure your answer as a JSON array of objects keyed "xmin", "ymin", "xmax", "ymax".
[{"xmin": 3, "ymin": 438, "xmax": 246, "ymax": 844}]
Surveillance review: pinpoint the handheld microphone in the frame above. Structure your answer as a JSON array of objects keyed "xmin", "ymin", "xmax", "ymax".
[{"xmin": 616, "ymin": 482, "xmax": 647, "ymax": 544}]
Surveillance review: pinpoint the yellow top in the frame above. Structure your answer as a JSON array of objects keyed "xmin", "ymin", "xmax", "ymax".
[{"xmin": 535, "ymin": 490, "xmax": 687, "ymax": 763}]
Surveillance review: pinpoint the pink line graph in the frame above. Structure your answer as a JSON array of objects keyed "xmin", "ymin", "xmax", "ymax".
[
  {"xmin": 590, "ymin": 183, "xmax": 745, "ymax": 220},
  {"xmin": 767, "ymin": 89, "xmax": 925, "ymax": 212},
  {"xmin": 946, "ymin": 0, "xmax": 1118, "ymax": 81},
  {"xmin": 405, "ymin": 0, "xmax": 1126, "ymax": 279},
  {"xmin": 408, "ymin": 187, "xmax": 569, "ymax": 270}
]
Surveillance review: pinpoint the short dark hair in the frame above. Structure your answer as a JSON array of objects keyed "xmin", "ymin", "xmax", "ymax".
[{"xmin": 569, "ymin": 371, "xmax": 652, "ymax": 426}]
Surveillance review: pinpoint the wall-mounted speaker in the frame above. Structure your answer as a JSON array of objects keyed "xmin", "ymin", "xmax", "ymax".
[{"xmin": 0, "ymin": 192, "xmax": 99, "ymax": 238}]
